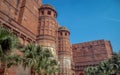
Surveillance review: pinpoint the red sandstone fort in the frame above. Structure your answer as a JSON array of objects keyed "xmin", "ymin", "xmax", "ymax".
[{"xmin": 0, "ymin": 0, "xmax": 113, "ymax": 75}]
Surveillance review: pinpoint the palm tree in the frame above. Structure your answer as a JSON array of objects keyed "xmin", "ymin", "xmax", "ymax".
[
  {"xmin": 45, "ymin": 58, "xmax": 59, "ymax": 75},
  {"xmin": 108, "ymin": 53, "xmax": 120, "ymax": 75},
  {"xmin": 0, "ymin": 25, "xmax": 21, "ymax": 75},
  {"xmin": 35, "ymin": 46, "xmax": 56, "ymax": 75},
  {"xmin": 85, "ymin": 66, "xmax": 99, "ymax": 75},
  {"xmin": 21, "ymin": 43, "xmax": 37, "ymax": 75},
  {"xmin": 85, "ymin": 52, "xmax": 120, "ymax": 75},
  {"xmin": 117, "ymin": 52, "xmax": 120, "ymax": 74},
  {"xmin": 85, "ymin": 67, "xmax": 90, "ymax": 75},
  {"xmin": 21, "ymin": 43, "xmax": 59, "ymax": 75},
  {"xmin": 98, "ymin": 61, "xmax": 110, "ymax": 75}
]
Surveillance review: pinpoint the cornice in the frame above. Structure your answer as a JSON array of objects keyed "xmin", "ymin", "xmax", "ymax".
[{"xmin": 0, "ymin": 10, "xmax": 36, "ymax": 41}]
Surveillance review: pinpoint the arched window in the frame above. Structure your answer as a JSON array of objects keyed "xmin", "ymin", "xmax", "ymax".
[
  {"xmin": 41, "ymin": 11, "xmax": 44, "ymax": 15},
  {"xmin": 48, "ymin": 11, "xmax": 51, "ymax": 15},
  {"xmin": 65, "ymin": 32, "xmax": 67, "ymax": 36}
]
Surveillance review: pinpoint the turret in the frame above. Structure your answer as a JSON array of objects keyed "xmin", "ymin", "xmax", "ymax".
[
  {"xmin": 58, "ymin": 26, "xmax": 72, "ymax": 75},
  {"xmin": 37, "ymin": 4, "xmax": 58, "ymax": 58},
  {"xmin": 58, "ymin": 26, "xmax": 71, "ymax": 55},
  {"xmin": 39, "ymin": 4, "xmax": 57, "ymax": 18}
]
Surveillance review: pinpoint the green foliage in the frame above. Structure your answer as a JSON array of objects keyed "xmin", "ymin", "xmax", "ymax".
[
  {"xmin": 85, "ymin": 53, "xmax": 120, "ymax": 75},
  {"xmin": 0, "ymin": 25, "xmax": 22, "ymax": 75},
  {"xmin": 0, "ymin": 26, "xmax": 19, "ymax": 53},
  {"xmin": 0, "ymin": 24, "xmax": 59, "ymax": 75},
  {"xmin": 21, "ymin": 43, "xmax": 59, "ymax": 75},
  {"xmin": 7, "ymin": 54, "xmax": 22, "ymax": 68}
]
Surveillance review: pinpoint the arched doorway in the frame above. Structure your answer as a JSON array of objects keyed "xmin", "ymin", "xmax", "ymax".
[{"xmin": 79, "ymin": 72, "xmax": 84, "ymax": 75}]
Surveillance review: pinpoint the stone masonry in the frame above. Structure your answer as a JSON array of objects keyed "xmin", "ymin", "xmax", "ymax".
[
  {"xmin": 72, "ymin": 40, "xmax": 113, "ymax": 75},
  {"xmin": 0, "ymin": 0, "xmax": 113, "ymax": 75}
]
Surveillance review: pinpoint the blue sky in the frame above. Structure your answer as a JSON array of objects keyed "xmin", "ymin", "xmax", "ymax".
[{"xmin": 43, "ymin": 0, "xmax": 120, "ymax": 52}]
